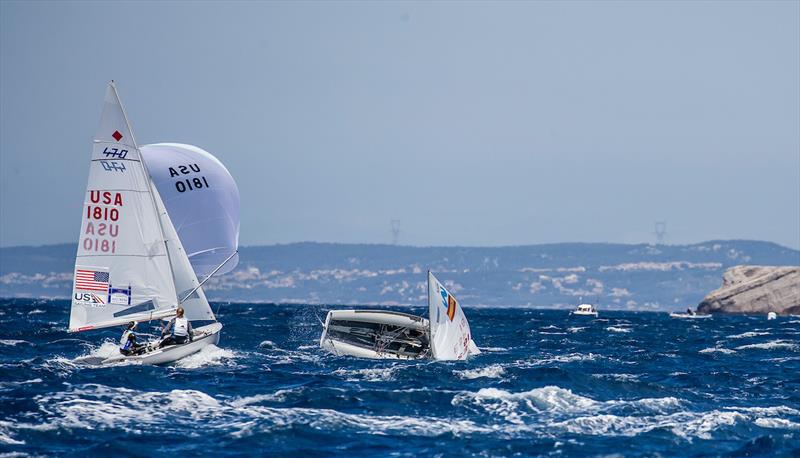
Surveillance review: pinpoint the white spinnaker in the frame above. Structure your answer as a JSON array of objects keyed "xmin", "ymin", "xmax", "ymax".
[
  {"xmin": 70, "ymin": 82, "xmax": 178, "ymax": 332},
  {"xmin": 427, "ymin": 271, "xmax": 480, "ymax": 360},
  {"xmin": 139, "ymin": 143, "xmax": 240, "ymax": 279}
]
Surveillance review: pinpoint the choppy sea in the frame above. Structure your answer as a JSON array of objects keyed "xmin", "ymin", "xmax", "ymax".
[{"xmin": 1, "ymin": 298, "xmax": 799, "ymax": 456}]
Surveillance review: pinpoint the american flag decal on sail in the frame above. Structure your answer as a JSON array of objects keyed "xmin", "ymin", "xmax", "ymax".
[{"xmin": 75, "ymin": 268, "xmax": 110, "ymax": 292}]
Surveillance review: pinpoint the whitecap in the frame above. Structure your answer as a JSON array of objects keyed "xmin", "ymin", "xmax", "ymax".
[
  {"xmin": 455, "ymin": 364, "xmax": 506, "ymax": 380},
  {"xmin": 754, "ymin": 417, "xmax": 800, "ymax": 429},
  {"xmin": 606, "ymin": 326, "xmax": 631, "ymax": 333},
  {"xmin": 479, "ymin": 346, "xmax": 508, "ymax": 352},
  {"xmin": 173, "ymin": 344, "xmax": 239, "ymax": 369},
  {"xmin": 0, "ymin": 339, "xmax": 29, "ymax": 346},
  {"xmin": 727, "ymin": 331, "xmax": 770, "ymax": 339},
  {"xmin": 28, "ymin": 309, "xmax": 45, "ymax": 314},
  {"xmin": 699, "ymin": 347, "xmax": 736, "ymax": 354},
  {"xmin": 332, "ymin": 366, "xmax": 398, "ymax": 382},
  {"xmin": 735, "ymin": 340, "xmax": 798, "ymax": 351}
]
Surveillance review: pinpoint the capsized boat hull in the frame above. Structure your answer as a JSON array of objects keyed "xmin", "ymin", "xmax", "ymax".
[
  {"xmin": 101, "ymin": 322, "xmax": 222, "ymax": 365},
  {"xmin": 320, "ymin": 310, "xmax": 430, "ymax": 360}
]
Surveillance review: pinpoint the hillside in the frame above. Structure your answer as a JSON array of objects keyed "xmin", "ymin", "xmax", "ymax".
[{"xmin": 1, "ymin": 240, "xmax": 797, "ymax": 311}]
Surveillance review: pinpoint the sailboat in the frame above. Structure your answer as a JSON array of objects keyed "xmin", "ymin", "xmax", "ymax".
[
  {"xmin": 69, "ymin": 82, "xmax": 239, "ymax": 365},
  {"xmin": 319, "ymin": 271, "xmax": 480, "ymax": 360}
]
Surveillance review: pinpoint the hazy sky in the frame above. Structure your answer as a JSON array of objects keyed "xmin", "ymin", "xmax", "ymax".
[{"xmin": 1, "ymin": 1, "xmax": 798, "ymax": 249}]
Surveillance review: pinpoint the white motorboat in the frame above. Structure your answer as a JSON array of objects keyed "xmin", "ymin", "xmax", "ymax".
[
  {"xmin": 571, "ymin": 304, "xmax": 598, "ymax": 317},
  {"xmin": 319, "ymin": 272, "xmax": 480, "ymax": 360},
  {"xmin": 68, "ymin": 82, "xmax": 240, "ymax": 365},
  {"xmin": 669, "ymin": 312, "xmax": 712, "ymax": 319},
  {"xmin": 767, "ymin": 312, "xmax": 777, "ymax": 320}
]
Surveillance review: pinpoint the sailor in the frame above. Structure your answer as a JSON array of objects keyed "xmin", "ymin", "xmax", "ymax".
[
  {"xmin": 160, "ymin": 307, "xmax": 193, "ymax": 348},
  {"xmin": 119, "ymin": 321, "xmax": 145, "ymax": 356}
]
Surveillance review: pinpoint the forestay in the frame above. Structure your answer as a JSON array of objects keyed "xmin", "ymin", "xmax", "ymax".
[
  {"xmin": 69, "ymin": 82, "xmax": 214, "ymax": 332},
  {"xmin": 427, "ymin": 271, "xmax": 480, "ymax": 360},
  {"xmin": 140, "ymin": 143, "xmax": 240, "ymax": 279}
]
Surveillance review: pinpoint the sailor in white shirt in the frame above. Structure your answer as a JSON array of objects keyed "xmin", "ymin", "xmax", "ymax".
[{"xmin": 160, "ymin": 306, "xmax": 193, "ymax": 348}]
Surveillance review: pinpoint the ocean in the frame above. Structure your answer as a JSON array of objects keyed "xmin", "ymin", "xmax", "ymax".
[{"xmin": 1, "ymin": 298, "xmax": 798, "ymax": 456}]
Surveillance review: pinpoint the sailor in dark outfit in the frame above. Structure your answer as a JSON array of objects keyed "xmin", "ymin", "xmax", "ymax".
[{"xmin": 119, "ymin": 321, "xmax": 146, "ymax": 356}]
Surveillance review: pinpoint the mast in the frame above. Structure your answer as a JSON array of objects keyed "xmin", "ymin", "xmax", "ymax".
[{"xmin": 109, "ymin": 81, "xmax": 180, "ymax": 306}]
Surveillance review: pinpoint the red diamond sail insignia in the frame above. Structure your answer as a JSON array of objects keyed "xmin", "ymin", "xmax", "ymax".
[{"xmin": 112, "ymin": 130, "xmax": 123, "ymax": 141}]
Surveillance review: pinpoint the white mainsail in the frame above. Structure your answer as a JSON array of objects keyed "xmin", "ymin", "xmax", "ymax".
[
  {"xmin": 139, "ymin": 143, "xmax": 240, "ymax": 279},
  {"xmin": 427, "ymin": 271, "xmax": 480, "ymax": 360},
  {"xmin": 69, "ymin": 82, "xmax": 213, "ymax": 331}
]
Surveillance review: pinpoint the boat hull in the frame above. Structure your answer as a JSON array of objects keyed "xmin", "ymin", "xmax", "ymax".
[
  {"xmin": 669, "ymin": 313, "xmax": 712, "ymax": 319},
  {"xmin": 572, "ymin": 311, "xmax": 598, "ymax": 317},
  {"xmin": 101, "ymin": 322, "xmax": 222, "ymax": 365},
  {"xmin": 320, "ymin": 310, "xmax": 430, "ymax": 360}
]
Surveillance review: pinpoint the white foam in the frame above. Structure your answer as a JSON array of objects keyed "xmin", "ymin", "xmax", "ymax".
[
  {"xmin": 728, "ymin": 331, "xmax": 770, "ymax": 339},
  {"xmin": 754, "ymin": 417, "xmax": 800, "ymax": 429},
  {"xmin": 591, "ymin": 373, "xmax": 639, "ymax": 382},
  {"xmin": 28, "ymin": 309, "xmax": 45, "ymax": 315},
  {"xmin": 479, "ymin": 346, "xmax": 508, "ymax": 352},
  {"xmin": 528, "ymin": 353, "xmax": 602, "ymax": 366},
  {"xmin": 0, "ymin": 339, "xmax": 29, "ymax": 346},
  {"xmin": 173, "ymin": 345, "xmax": 239, "ymax": 369},
  {"xmin": 567, "ymin": 327, "xmax": 587, "ymax": 333},
  {"xmin": 332, "ymin": 366, "xmax": 399, "ymax": 382},
  {"xmin": 699, "ymin": 347, "xmax": 736, "ymax": 354},
  {"xmin": 455, "ymin": 364, "xmax": 506, "ymax": 380},
  {"xmin": 735, "ymin": 340, "xmax": 799, "ymax": 351},
  {"xmin": 606, "ymin": 326, "xmax": 632, "ymax": 333}
]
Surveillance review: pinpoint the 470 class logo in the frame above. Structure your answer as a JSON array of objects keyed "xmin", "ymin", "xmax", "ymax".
[{"xmin": 74, "ymin": 292, "xmax": 106, "ymax": 307}]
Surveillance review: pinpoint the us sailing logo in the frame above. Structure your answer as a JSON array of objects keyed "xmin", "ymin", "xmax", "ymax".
[{"xmin": 74, "ymin": 268, "xmax": 110, "ymax": 307}]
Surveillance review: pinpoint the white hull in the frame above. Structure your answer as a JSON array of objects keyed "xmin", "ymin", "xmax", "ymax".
[
  {"xmin": 669, "ymin": 313, "xmax": 712, "ymax": 319},
  {"xmin": 571, "ymin": 311, "xmax": 598, "ymax": 317},
  {"xmin": 101, "ymin": 322, "xmax": 222, "ymax": 365},
  {"xmin": 320, "ymin": 310, "xmax": 430, "ymax": 360}
]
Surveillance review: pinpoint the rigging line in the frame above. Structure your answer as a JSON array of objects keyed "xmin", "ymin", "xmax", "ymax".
[{"xmin": 180, "ymin": 250, "xmax": 238, "ymax": 304}]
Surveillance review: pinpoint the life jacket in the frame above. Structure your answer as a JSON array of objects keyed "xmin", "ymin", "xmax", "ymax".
[
  {"xmin": 172, "ymin": 317, "xmax": 189, "ymax": 337},
  {"xmin": 119, "ymin": 330, "xmax": 133, "ymax": 350}
]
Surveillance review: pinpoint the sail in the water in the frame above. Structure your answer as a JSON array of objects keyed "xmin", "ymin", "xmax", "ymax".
[
  {"xmin": 427, "ymin": 271, "xmax": 480, "ymax": 360},
  {"xmin": 69, "ymin": 82, "xmax": 213, "ymax": 331},
  {"xmin": 140, "ymin": 143, "xmax": 240, "ymax": 279}
]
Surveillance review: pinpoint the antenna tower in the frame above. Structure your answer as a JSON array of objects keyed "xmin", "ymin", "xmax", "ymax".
[
  {"xmin": 390, "ymin": 219, "xmax": 401, "ymax": 245},
  {"xmin": 653, "ymin": 221, "xmax": 667, "ymax": 245}
]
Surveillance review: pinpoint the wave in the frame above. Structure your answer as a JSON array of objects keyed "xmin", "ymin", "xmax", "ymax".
[
  {"xmin": 735, "ymin": 340, "xmax": 799, "ymax": 351},
  {"xmin": 173, "ymin": 345, "xmax": 240, "ymax": 369},
  {"xmin": 454, "ymin": 364, "xmax": 506, "ymax": 380},
  {"xmin": 699, "ymin": 347, "xmax": 736, "ymax": 354},
  {"xmin": 606, "ymin": 326, "xmax": 632, "ymax": 333},
  {"xmin": 332, "ymin": 366, "xmax": 400, "ymax": 382},
  {"xmin": 0, "ymin": 339, "xmax": 30, "ymax": 346},
  {"xmin": 728, "ymin": 331, "xmax": 771, "ymax": 339}
]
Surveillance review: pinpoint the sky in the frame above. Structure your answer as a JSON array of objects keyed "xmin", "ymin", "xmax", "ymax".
[{"xmin": 1, "ymin": 1, "xmax": 799, "ymax": 249}]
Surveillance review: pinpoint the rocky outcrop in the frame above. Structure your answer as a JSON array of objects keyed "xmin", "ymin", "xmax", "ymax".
[{"xmin": 697, "ymin": 265, "xmax": 800, "ymax": 315}]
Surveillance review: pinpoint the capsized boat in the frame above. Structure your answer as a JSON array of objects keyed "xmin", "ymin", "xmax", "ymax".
[
  {"xmin": 69, "ymin": 82, "xmax": 240, "ymax": 365},
  {"xmin": 319, "ymin": 271, "xmax": 480, "ymax": 360},
  {"xmin": 571, "ymin": 303, "xmax": 598, "ymax": 317}
]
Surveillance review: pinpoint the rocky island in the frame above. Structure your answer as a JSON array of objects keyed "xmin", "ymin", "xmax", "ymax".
[{"xmin": 697, "ymin": 265, "xmax": 800, "ymax": 315}]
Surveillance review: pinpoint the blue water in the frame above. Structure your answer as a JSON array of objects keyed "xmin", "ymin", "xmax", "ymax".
[{"xmin": 1, "ymin": 299, "xmax": 799, "ymax": 456}]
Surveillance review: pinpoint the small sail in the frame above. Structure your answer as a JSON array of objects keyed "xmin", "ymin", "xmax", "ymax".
[
  {"xmin": 152, "ymin": 185, "xmax": 216, "ymax": 322},
  {"xmin": 139, "ymin": 143, "xmax": 240, "ymax": 279},
  {"xmin": 70, "ymin": 82, "xmax": 179, "ymax": 332},
  {"xmin": 427, "ymin": 271, "xmax": 480, "ymax": 360}
]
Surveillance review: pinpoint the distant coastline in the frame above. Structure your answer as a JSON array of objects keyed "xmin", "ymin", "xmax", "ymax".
[{"xmin": 2, "ymin": 240, "xmax": 798, "ymax": 312}]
